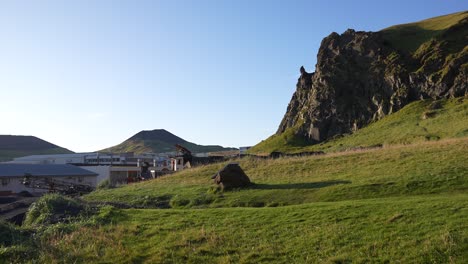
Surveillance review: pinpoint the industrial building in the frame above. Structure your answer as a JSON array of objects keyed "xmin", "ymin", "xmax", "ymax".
[
  {"xmin": 8, "ymin": 152, "xmax": 188, "ymax": 185},
  {"xmin": 0, "ymin": 164, "xmax": 97, "ymax": 195}
]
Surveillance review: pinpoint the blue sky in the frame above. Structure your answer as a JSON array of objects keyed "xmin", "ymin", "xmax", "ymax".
[{"xmin": 0, "ymin": 0, "xmax": 466, "ymax": 152}]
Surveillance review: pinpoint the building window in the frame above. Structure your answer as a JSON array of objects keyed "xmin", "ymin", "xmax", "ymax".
[
  {"xmin": 1, "ymin": 178, "xmax": 9, "ymax": 186},
  {"xmin": 78, "ymin": 177, "xmax": 84, "ymax": 183}
]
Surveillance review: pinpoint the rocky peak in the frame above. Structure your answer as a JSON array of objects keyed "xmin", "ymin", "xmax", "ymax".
[{"xmin": 277, "ymin": 15, "xmax": 467, "ymax": 144}]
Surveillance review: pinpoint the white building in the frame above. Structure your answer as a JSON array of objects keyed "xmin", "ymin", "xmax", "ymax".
[
  {"xmin": 8, "ymin": 152, "xmax": 189, "ymax": 185},
  {"xmin": 11, "ymin": 153, "xmax": 92, "ymax": 164},
  {"xmin": 0, "ymin": 164, "xmax": 97, "ymax": 195},
  {"xmin": 239, "ymin": 146, "xmax": 252, "ymax": 155}
]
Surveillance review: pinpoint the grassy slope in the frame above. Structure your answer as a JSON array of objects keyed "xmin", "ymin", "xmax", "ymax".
[
  {"xmin": 86, "ymin": 138, "xmax": 468, "ymax": 208},
  {"xmin": 37, "ymin": 195, "xmax": 468, "ymax": 263},
  {"xmin": 3, "ymin": 138, "xmax": 467, "ymax": 263},
  {"xmin": 0, "ymin": 148, "xmax": 73, "ymax": 162},
  {"xmin": 250, "ymin": 98, "xmax": 467, "ymax": 154},
  {"xmin": 101, "ymin": 139, "xmax": 234, "ymax": 154},
  {"xmin": 381, "ymin": 11, "xmax": 467, "ymax": 53}
]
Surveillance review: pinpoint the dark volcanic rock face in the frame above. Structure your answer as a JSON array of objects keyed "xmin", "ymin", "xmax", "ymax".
[{"xmin": 277, "ymin": 21, "xmax": 467, "ymax": 143}]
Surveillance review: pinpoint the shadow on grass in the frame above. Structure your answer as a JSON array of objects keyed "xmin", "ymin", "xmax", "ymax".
[{"xmin": 251, "ymin": 180, "xmax": 351, "ymax": 190}]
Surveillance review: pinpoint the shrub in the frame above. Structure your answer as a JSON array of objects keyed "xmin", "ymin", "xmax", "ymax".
[
  {"xmin": 0, "ymin": 221, "xmax": 23, "ymax": 247},
  {"xmin": 23, "ymin": 194, "xmax": 85, "ymax": 226}
]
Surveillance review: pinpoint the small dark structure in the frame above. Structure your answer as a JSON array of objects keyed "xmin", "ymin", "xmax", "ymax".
[{"xmin": 211, "ymin": 163, "xmax": 251, "ymax": 189}]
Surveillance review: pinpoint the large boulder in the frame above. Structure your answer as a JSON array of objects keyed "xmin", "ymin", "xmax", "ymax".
[{"xmin": 211, "ymin": 163, "xmax": 251, "ymax": 189}]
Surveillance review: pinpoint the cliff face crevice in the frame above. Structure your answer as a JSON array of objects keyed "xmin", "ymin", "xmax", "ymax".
[{"xmin": 277, "ymin": 15, "xmax": 467, "ymax": 143}]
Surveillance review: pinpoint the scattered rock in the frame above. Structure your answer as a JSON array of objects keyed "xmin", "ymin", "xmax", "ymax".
[
  {"xmin": 422, "ymin": 110, "xmax": 437, "ymax": 119},
  {"xmin": 211, "ymin": 163, "xmax": 251, "ymax": 189},
  {"xmin": 427, "ymin": 101, "xmax": 443, "ymax": 110}
]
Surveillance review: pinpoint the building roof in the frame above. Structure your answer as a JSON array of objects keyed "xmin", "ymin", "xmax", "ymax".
[
  {"xmin": 0, "ymin": 164, "xmax": 98, "ymax": 177},
  {"xmin": 12, "ymin": 153, "xmax": 94, "ymax": 161}
]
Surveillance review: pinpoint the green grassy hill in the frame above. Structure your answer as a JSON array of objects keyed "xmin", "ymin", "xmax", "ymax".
[
  {"xmin": 0, "ymin": 135, "xmax": 73, "ymax": 161},
  {"xmin": 38, "ymin": 195, "xmax": 468, "ymax": 263},
  {"xmin": 100, "ymin": 129, "xmax": 236, "ymax": 154},
  {"xmin": 3, "ymin": 138, "xmax": 466, "ymax": 263},
  {"xmin": 87, "ymin": 138, "xmax": 468, "ymax": 208},
  {"xmin": 381, "ymin": 11, "xmax": 467, "ymax": 53},
  {"xmin": 250, "ymin": 97, "xmax": 467, "ymax": 154}
]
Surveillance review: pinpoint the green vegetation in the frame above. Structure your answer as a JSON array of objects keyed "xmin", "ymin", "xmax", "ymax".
[
  {"xmin": 104, "ymin": 139, "xmax": 235, "ymax": 154},
  {"xmin": 259, "ymin": 12, "xmax": 467, "ymax": 156},
  {"xmin": 381, "ymin": 11, "xmax": 467, "ymax": 53},
  {"xmin": 101, "ymin": 137, "xmax": 235, "ymax": 154},
  {"xmin": 0, "ymin": 148, "xmax": 73, "ymax": 162},
  {"xmin": 250, "ymin": 98, "xmax": 468, "ymax": 154},
  {"xmin": 86, "ymin": 138, "xmax": 468, "ymax": 208},
  {"xmin": 0, "ymin": 194, "xmax": 99, "ymax": 263},
  {"xmin": 23, "ymin": 194, "xmax": 88, "ymax": 227},
  {"xmin": 0, "ymin": 135, "xmax": 73, "ymax": 161},
  {"xmin": 1, "ymin": 12, "xmax": 467, "ymax": 263},
  {"xmin": 1, "ymin": 138, "xmax": 467, "ymax": 262},
  {"xmin": 100, "ymin": 129, "xmax": 236, "ymax": 154},
  {"xmin": 248, "ymin": 125, "xmax": 311, "ymax": 155},
  {"xmin": 35, "ymin": 195, "xmax": 468, "ymax": 263}
]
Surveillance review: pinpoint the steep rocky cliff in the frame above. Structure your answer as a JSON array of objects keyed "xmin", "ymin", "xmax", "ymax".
[{"xmin": 277, "ymin": 11, "xmax": 467, "ymax": 144}]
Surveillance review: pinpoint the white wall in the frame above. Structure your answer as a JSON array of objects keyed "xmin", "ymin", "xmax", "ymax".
[{"xmin": 78, "ymin": 166, "xmax": 110, "ymax": 184}]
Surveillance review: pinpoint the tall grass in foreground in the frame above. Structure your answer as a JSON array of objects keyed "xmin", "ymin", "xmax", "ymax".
[{"xmin": 35, "ymin": 195, "xmax": 468, "ymax": 263}]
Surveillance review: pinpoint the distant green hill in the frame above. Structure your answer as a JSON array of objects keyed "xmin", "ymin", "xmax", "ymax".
[
  {"xmin": 250, "ymin": 97, "xmax": 468, "ymax": 154},
  {"xmin": 0, "ymin": 135, "xmax": 73, "ymax": 161},
  {"xmin": 100, "ymin": 129, "xmax": 236, "ymax": 154}
]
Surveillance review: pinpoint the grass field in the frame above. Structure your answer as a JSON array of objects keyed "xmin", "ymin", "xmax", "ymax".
[
  {"xmin": 86, "ymin": 138, "xmax": 468, "ymax": 209},
  {"xmin": 34, "ymin": 195, "xmax": 468, "ymax": 263},
  {"xmin": 381, "ymin": 11, "xmax": 467, "ymax": 53},
  {"xmin": 1, "ymin": 138, "xmax": 467, "ymax": 263}
]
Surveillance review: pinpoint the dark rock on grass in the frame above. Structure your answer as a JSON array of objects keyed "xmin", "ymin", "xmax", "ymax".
[{"xmin": 211, "ymin": 163, "xmax": 251, "ymax": 190}]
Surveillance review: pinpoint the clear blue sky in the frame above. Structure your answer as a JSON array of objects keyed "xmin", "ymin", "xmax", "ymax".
[{"xmin": 0, "ymin": 0, "xmax": 466, "ymax": 152}]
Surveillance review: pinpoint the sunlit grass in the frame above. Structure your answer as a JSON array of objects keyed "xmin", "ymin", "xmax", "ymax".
[
  {"xmin": 37, "ymin": 195, "xmax": 468, "ymax": 263},
  {"xmin": 85, "ymin": 137, "xmax": 468, "ymax": 208},
  {"xmin": 250, "ymin": 98, "xmax": 468, "ymax": 154}
]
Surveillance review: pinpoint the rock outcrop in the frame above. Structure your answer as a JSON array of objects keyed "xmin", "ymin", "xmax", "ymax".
[
  {"xmin": 277, "ymin": 14, "xmax": 467, "ymax": 143},
  {"xmin": 211, "ymin": 163, "xmax": 251, "ymax": 189}
]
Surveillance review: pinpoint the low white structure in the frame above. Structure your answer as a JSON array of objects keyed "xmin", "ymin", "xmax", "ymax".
[
  {"xmin": 0, "ymin": 164, "xmax": 97, "ymax": 195},
  {"xmin": 239, "ymin": 146, "xmax": 252, "ymax": 155},
  {"xmin": 8, "ymin": 152, "xmax": 189, "ymax": 185},
  {"xmin": 11, "ymin": 153, "xmax": 92, "ymax": 164},
  {"xmin": 79, "ymin": 165, "xmax": 149, "ymax": 185},
  {"xmin": 11, "ymin": 152, "xmax": 172, "ymax": 167}
]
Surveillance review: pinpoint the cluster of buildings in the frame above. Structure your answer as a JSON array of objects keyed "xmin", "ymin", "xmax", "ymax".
[
  {"xmin": 0, "ymin": 152, "xmax": 188, "ymax": 195},
  {"xmin": 0, "ymin": 145, "xmax": 254, "ymax": 196}
]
